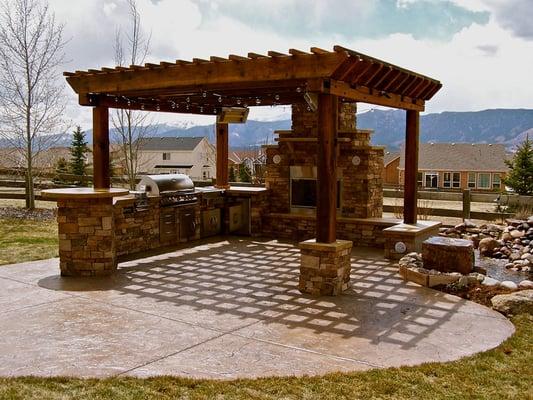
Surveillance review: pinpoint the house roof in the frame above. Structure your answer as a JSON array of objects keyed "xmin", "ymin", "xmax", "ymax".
[
  {"xmin": 138, "ymin": 137, "xmax": 204, "ymax": 151},
  {"xmin": 399, "ymin": 143, "xmax": 509, "ymax": 172},
  {"xmin": 384, "ymin": 151, "xmax": 400, "ymax": 166},
  {"xmin": 64, "ymin": 45, "xmax": 441, "ymax": 115}
]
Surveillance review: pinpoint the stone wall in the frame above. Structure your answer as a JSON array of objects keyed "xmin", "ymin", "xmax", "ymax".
[
  {"xmin": 262, "ymin": 213, "xmax": 397, "ymax": 247},
  {"xmin": 57, "ymin": 198, "xmax": 115, "ymax": 276},
  {"xmin": 114, "ymin": 197, "xmax": 161, "ymax": 257}
]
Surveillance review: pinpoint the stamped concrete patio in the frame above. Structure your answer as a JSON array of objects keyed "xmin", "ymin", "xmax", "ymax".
[{"xmin": 0, "ymin": 237, "xmax": 514, "ymax": 379}]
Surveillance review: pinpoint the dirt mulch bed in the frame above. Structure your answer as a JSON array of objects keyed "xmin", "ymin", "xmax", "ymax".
[
  {"xmin": 0, "ymin": 207, "xmax": 56, "ymax": 221},
  {"xmin": 435, "ymin": 282, "xmax": 517, "ymax": 308}
]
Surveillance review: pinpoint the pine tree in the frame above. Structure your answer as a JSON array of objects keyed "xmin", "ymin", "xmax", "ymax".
[
  {"xmin": 69, "ymin": 126, "xmax": 89, "ymax": 185},
  {"xmin": 504, "ymin": 136, "xmax": 533, "ymax": 195},
  {"xmin": 53, "ymin": 157, "xmax": 68, "ymax": 184},
  {"xmin": 229, "ymin": 165, "xmax": 236, "ymax": 182},
  {"xmin": 239, "ymin": 163, "xmax": 252, "ymax": 183}
]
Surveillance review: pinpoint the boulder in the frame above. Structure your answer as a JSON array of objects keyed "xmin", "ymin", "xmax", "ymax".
[
  {"xmin": 511, "ymin": 230, "xmax": 525, "ymax": 239},
  {"xmin": 501, "ymin": 232, "xmax": 513, "ymax": 242},
  {"xmin": 422, "ymin": 237, "xmax": 474, "ymax": 274},
  {"xmin": 519, "ymin": 280, "xmax": 533, "ymax": 289},
  {"xmin": 500, "ymin": 281, "xmax": 518, "ymax": 291},
  {"xmin": 481, "ymin": 276, "xmax": 500, "ymax": 287},
  {"xmin": 478, "ymin": 238, "xmax": 500, "ymax": 256},
  {"xmin": 491, "ymin": 290, "xmax": 533, "ymax": 316}
]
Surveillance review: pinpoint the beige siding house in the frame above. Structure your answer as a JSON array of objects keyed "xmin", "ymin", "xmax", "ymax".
[
  {"xmin": 137, "ymin": 137, "xmax": 216, "ymax": 180},
  {"xmin": 398, "ymin": 143, "xmax": 509, "ymax": 191}
]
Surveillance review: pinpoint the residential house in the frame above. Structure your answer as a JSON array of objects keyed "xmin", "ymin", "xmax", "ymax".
[
  {"xmin": 397, "ymin": 143, "xmax": 508, "ymax": 191},
  {"xmin": 383, "ymin": 151, "xmax": 400, "ymax": 185},
  {"xmin": 137, "ymin": 136, "xmax": 216, "ymax": 180}
]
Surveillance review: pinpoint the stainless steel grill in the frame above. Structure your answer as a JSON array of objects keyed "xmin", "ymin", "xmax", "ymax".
[{"xmin": 136, "ymin": 174, "xmax": 198, "ymax": 207}]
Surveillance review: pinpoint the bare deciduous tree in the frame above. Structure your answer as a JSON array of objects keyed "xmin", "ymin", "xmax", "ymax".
[
  {"xmin": 112, "ymin": 0, "xmax": 155, "ymax": 190},
  {"xmin": 0, "ymin": 0, "xmax": 67, "ymax": 209}
]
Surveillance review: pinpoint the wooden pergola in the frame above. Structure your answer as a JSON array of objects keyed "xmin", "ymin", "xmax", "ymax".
[{"xmin": 65, "ymin": 45, "xmax": 441, "ymax": 244}]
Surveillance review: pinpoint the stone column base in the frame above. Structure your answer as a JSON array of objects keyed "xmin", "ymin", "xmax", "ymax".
[
  {"xmin": 298, "ymin": 239, "xmax": 353, "ymax": 296},
  {"xmin": 383, "ymin": 221, "xmax": 441, "ymax": 260},
  {"xmin": 57, "ymin": 197, "xmax": 116, "ymax": 277}
]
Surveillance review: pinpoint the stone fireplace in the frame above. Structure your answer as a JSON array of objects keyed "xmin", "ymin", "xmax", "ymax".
[{"xmin": 262, "ymin": 102, "xmax": 390, "ymax": 245}]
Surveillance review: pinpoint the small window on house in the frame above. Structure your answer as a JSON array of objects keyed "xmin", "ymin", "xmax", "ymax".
[
  {"xmin": 417, "ymin": 172, "xmax": 423, "ymax": 187},
  {"xmin": 492, "ymin": 173, "xmax": 501, "ymax": 189},
  {"xmin": 478, "ymin": 173, "xmax": 491, "ymax": 189},
  {"xmin": 452, "ymin": 172, "xmax": 461, "ymax": 188},
  {"xmin": 162, "ymin": 152, "xmax": 171, "ymax": 160},
  {"xmin": 443, "ymin": 172, "xmax": 451, "ymax": 188},
  {"xmin": 425, "ymin": 172, "xmax": 438, "ymax": 188},
  {"xmin": 468, "ymin": 172, "xmax": 476, "ymax": 188}
]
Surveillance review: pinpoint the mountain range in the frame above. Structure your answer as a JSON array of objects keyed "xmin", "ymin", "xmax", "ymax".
[{"xmin": 2, "ymin": 108, "xmax": 533, "ymax": 151}]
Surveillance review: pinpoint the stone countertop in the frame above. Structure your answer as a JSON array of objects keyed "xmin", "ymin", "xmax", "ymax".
[
  {"xmin": 225, "ymin": 186, "xmax": 269, "ymax": 195},
  {"xmin": 42, "ymin": 187, "xmax": 129, "ymax": 200}
]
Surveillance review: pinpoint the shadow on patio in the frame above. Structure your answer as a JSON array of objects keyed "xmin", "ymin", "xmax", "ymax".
[{"xmin": 39, "ymin": 237, "xmax": 471, "ymax": 352}]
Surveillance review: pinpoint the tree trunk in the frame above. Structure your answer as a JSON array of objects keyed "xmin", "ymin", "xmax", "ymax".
[{"xmin": 26, "ymin": 110, "xmax": 35, "ymax": 210}]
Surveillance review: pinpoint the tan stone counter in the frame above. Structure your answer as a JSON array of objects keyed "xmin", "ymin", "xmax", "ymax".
[{"xmin": 42, "ymin": 187, "xmax": 129, "ymax": 199}]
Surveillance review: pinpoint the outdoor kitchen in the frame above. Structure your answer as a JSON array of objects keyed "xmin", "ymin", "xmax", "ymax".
[{"xmin": 42, "ymin": 45, "xmax": 444, "ymax": 296}]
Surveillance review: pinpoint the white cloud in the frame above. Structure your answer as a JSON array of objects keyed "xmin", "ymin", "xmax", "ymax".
[{"xmin": 44, "ymin": 0, "xmax": 533, "ymax": 129}]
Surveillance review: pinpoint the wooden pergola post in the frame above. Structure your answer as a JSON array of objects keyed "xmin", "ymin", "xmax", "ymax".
[
  {"xmin": 215, "ymin": 122, "xmax": 229, "ymax": 188},
  {"xmin": 316, "ymin": 93, "xmax": 338, "ymax": 243},
  {"xmin": 404, "ymin": 109, "xmax": 419, "ymax": 224},
  {"xmin": 93, "ymin": 106, "xmax": 110, "ymax": 189}
]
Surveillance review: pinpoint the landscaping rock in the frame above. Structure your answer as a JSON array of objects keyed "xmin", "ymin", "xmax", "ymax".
[
  {"xmin": 478, "ymin": 238, "xmax": 500, "ymax": 256},
  {"xmin": 500, "ymin": 281, "xmax": 518, "ymax": 291},
  {"xmin": 491, "ymin": 290, "xmax": 533, "ymax": 316},
  {"xmin": 481, "ymin": 276, "xmax": 500, "ymax": 287},
  {"xmin": 518, "ymin": 280, "xmax": 533, "ymax": 289}
]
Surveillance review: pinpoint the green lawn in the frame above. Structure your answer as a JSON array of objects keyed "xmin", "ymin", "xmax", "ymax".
[
  {"xmin": 0, "ymin": 218, "xmax": 58, "ymax": 265},
  {"xmin": 0, "ymin": 314, "xmax": 530, "ymax": 399}
]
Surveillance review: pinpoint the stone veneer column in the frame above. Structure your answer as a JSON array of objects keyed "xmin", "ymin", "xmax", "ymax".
[
  {"xmin": 299, "ymin": 239, "xmax": 352, "ymax": 296},
  {"xmin": 57, "ymin": 197, "xmax": 116, "ymax": 276}
]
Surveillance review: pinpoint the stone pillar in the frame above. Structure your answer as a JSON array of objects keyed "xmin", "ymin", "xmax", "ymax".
[
  {"xmin": 57, "ymin": 197, "xmax": 116, "ymax": 276},
  {"xmin": 299, "ymin": 239, "xmax": 352, "ymax": 296}
]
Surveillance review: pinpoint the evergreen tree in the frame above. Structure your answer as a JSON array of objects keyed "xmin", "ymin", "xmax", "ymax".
[
  {"xmin": 53, "ymin": 157, "xmax": 68, "ymax": 184},
  {"xmin": 229, "ymin": 165, "xmax": 236, "ymax": 182},
  {"xmin": 69, "ymin": 126, "xmax": 88, "ymax": 185},
  {"xmin": 239, "ymin": 163, "xmax": 252, "ymax": 183},
  {"xmin": 504, "ymin": 136, "xmax": 533, "ymax": 195}
]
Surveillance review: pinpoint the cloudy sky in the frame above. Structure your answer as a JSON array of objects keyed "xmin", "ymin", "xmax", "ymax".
[{"xmin": 47, "ymin": 0, "xmax": 533, "ymax": 128}]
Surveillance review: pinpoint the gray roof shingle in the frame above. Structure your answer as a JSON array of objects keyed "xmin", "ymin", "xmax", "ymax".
[
  {"xmin": 399, "ymin": 143, "xmax": 508, "ymax": 172},
  {"xmin": 138, "ymin": 137, "xmax": 204, "ymax": 151}
]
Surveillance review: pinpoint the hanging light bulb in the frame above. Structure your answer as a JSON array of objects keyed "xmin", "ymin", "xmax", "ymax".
[
  {"xmin": 141, "ymin": 104, "xmax": 145, "ymax": 110},
  {"xmin": 127, "ymin": 100, "xmax": 131, "ymax": 107},
  {"xmin": 243, "ymin": 102, "xmax": 248, "ymax": 108},
  {"xmin": 115, "ymin": 97, "xmax": 119, "ymax": 103},
  {"xmin": 274, "ymin": 94, "xmax": 280, "ymax": 101},
  {"xmin": 218, "ymin": 96, "xmax": 222, "ymax": 103},
  {"xmin": 255, "ymin": 98, "xmax": 261, "ymax": 105},
  {"xmin": 202, "ymin": 91, "xmax": 207, "ymax": 98},
  {"xmin": 296, "ymin": 87, "xmax": 302, "ymax": 93},
  {"xmin": 307, "ymin": 106, "xmax": 311, "ymax": 111},
  {"xmin": 200, "ymin": 106, "xmax": 204, "ymax": 112},
  {"xmin": 156, "ymin": 104, "xmax": 160, "ymax": 111},
  {"xmin": 236, "ymin": 98, "xmax": 241, "ymax": 105},
  {"xmin": 186, "ymin": 96, "xmax": 190, "ymax": 102},
  {"xmin": 171, "ymin": 102, "xmax": 176, "ymax": 109},
  {"xmin": 213, "ymin": 108, "xmax": 217, "ymax": 114},
  {"xmin": 186, "ymin": 104, "xmax": 190, "ymax": 110}
]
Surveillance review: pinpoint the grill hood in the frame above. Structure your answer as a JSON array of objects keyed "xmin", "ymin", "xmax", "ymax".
[{"xmin": 136, "ymin": 174, "xmax": 194, "ymax": 196}]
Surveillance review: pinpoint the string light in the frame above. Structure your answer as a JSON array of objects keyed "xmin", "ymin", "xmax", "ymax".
[
  {"xmin": 156, "ymin": 104, "xmax": 160, "ymax": 111},
  {"xmin": 200, "ymin": 106, "xmax": 204, "ymax": 112},
  {"xmin": 296, "ymin": 87, "xmax": 302, "ymax": 93},
  {"xmin": 202, "ymin": 91, "xmax": 207, "ymax": 98},
  {"xmin": 255, "ymin": 98, "xmax": 261, "ymax": 105},
  {"xmin": 236, "ymin": 98, "xmax": 241, "ymax": 105},
  {"xmin": 186, "ymin": 96, "xmax": 190, "ymax": 102},
  {"xmin": 274, "ymin": 94, "xmax": 280, "ymax": 101},
  {"xmin": 140, "ymin": 104, "xmax": 145, "ymax": 110}
]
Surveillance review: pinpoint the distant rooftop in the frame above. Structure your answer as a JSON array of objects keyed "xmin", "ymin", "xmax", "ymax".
[
  {"xmin": 138, "ymin": 137, "xmax": 205, "ymax": 151},
  {"xmin": 399, "ymin": 143, "xmax": 508, "ymax": 172}
]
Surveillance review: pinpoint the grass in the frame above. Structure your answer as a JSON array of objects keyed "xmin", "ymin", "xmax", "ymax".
[
  {"xmin": 0, "ymin": 314, "xmax": 530, "ymax": 399},
  {"xmin": 0, "ymin": 218, "xmax": 58, "ymax": 265}
]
